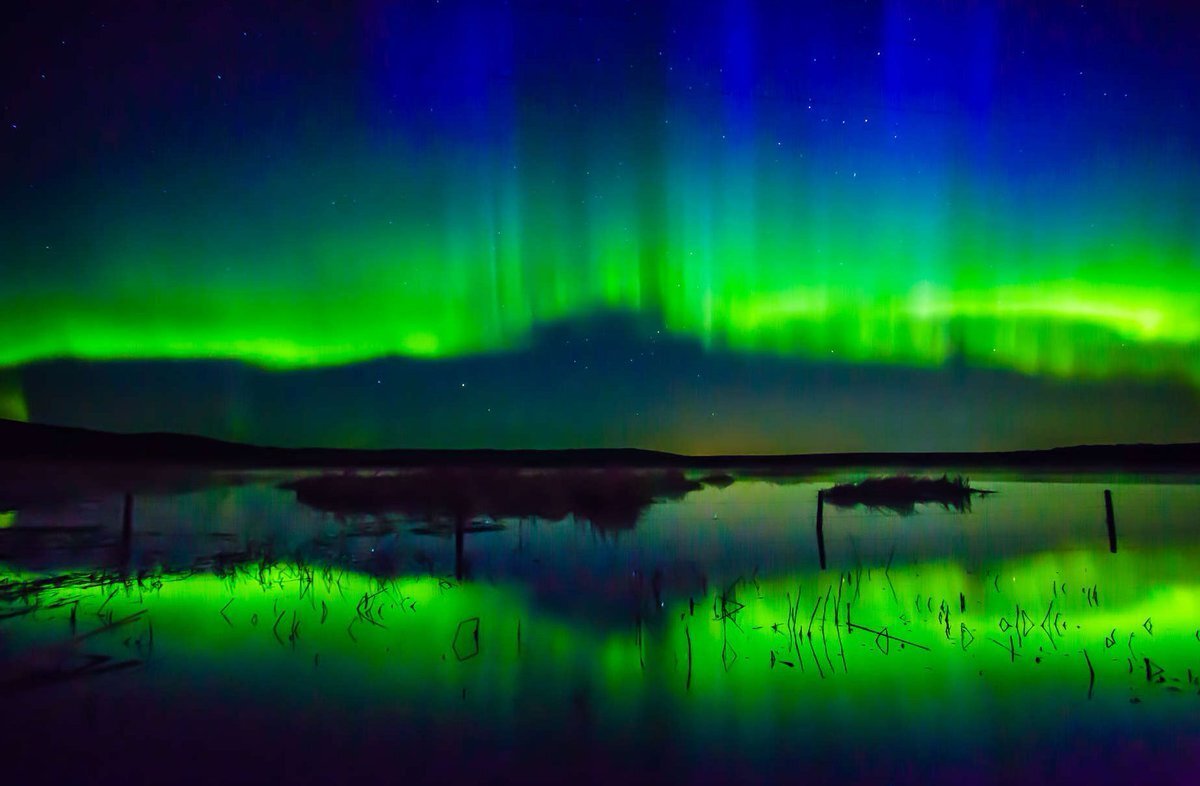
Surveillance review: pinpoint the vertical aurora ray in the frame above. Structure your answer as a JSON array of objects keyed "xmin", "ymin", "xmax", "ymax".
[{"xmin": 0, "ymin": 2, "xmax": 1197, "ymax": 388}]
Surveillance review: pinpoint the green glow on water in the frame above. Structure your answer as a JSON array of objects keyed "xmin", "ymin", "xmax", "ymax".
[
  {"xmin": 3, "ymin": 545, "xmax": 1197, "ymax": 733},
  {"xmin": 2, "ymin": 471, "xmax": 1197, "ymax": 776}
]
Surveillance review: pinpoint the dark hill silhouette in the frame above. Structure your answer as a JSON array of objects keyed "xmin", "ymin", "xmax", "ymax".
[{"xmin": 1, "ymin": 418, "xmax": 1198, "ymax": 469}]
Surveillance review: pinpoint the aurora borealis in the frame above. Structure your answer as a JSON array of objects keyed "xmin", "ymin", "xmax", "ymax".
[{"xmin": 3, "ymin": 1, "xmax": 1199, "ymax": 450}]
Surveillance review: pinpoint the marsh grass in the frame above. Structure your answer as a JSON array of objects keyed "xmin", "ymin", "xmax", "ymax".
[{"xmin": 823, "ymin": 474, "xmax": 992, "ymax": 515}]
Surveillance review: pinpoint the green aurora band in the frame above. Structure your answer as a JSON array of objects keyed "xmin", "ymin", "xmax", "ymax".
[
  {"xmin": 4, "ymin": 142, "xmax": 1199, "ymax": 386},
  {"xmin": 5, "ymin": 3, "xmax": 1199, "ymax": 391}
]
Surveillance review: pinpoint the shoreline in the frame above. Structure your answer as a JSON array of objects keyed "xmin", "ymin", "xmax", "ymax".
[{"xmin": 2, "ymin": 418, "xmax": 1198, "ymax": 471}]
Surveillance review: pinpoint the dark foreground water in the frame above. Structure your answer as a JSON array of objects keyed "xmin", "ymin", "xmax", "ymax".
[{"xmin": 1, "ymin": 465, "xmax": 1198, "ymax": 784}]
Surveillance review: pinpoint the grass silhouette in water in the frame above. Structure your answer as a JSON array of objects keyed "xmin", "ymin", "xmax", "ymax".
[{"xmin": 823, "ymin": 475, "xmax": 991, "ymax": 515}]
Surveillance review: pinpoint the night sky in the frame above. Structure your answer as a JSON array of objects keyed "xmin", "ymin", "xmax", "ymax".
[{"xmin": 2, "ymin": 1, "xmax": 1198, "ymax": 452}]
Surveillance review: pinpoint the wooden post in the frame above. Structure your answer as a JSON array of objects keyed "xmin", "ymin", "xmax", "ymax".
[
  {"xmin": 1104, "ymin": 489, "xmax": 1117, "ymax": 553},
  {"xmin": 455, "ymin": 515, "xmax": 465, "ymax": 581},
  {"xmin": 816, "ymin": 490, "xmax": 827, "ymax": 570},
  {"xmin": 122, "ymin": 492, "xmax": 133, "ymax": 544},
  {"xmin": 119, "ymin": 492, "xmax": 134, "ymax": 572}
]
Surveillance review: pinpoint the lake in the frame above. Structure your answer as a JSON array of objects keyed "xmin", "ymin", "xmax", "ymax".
[{"xmin": 2, "ymin": 465, "xmax": 1198, "ymax": 784}]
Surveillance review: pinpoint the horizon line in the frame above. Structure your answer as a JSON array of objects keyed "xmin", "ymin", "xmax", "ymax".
[{"xmin": 2, "ymin": 418, "xmax": 1197, "ymax": 468}]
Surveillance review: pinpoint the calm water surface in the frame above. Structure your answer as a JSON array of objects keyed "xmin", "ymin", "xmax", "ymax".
[{"xmin": 1, "ymin": 466, "xmax": 1198, "ymax": 784}]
